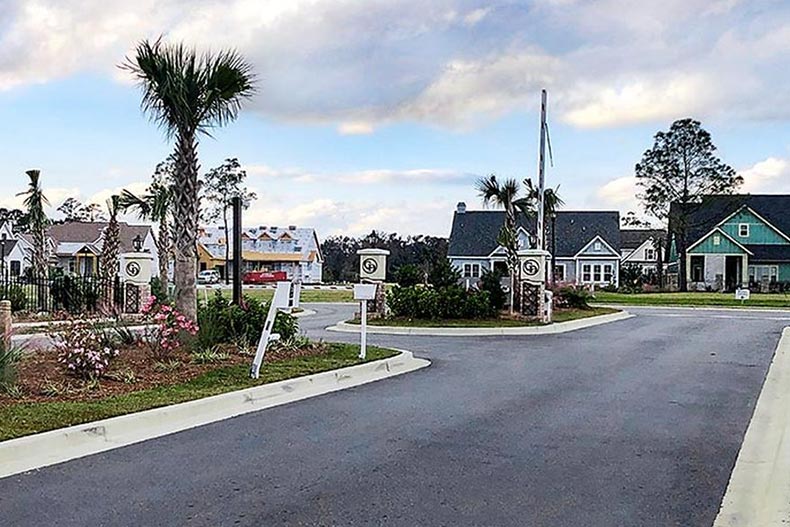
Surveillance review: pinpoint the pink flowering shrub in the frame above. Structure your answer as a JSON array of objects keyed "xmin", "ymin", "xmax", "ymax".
[
  {"xmin": 57, "ymin": 320, "xmax": 119, "ymax": 380},
  {"xmin": 142, "ymin": 296, "xmax": 199, "ymax": 359}
]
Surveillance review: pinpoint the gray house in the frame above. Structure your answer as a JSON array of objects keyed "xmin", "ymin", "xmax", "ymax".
[{"xmin": 448, "ymin": 203, "xmax": 621, "ymax": 287}]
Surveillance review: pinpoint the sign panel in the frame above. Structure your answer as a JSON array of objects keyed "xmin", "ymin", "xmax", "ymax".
[
  {"xmin": 354, "ymin": 284, "xmax": 378, "ymax": 301},
  {"xmin": 518, "ymin": 250, "xmax": 547, "ymax": 285},
  {"xmin": 735, "ymin": 288, "xmax": 750, "ymax": 301},
  {"xmin": 357, "ymin": 248, "xmax": 389, "ymax": 281}
]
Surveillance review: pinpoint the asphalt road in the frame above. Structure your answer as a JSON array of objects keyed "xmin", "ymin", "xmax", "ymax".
[{"xmin": 2, "ymin": 304, "xmax": 788, "ymax": 526}]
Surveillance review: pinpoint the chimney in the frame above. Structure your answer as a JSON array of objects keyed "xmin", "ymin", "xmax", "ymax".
[{"xmin": 456, "ymin": 202, "xmax": 467, "ymax": 214}]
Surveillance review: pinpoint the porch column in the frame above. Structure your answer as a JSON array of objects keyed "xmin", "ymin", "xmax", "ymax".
[{"xmin": 742, "ymin": 255, "xmax": 749, "ymax": 287}]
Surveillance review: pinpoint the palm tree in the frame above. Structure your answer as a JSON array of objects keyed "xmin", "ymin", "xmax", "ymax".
[
  {"xmin": 100, "ymin": 196, "xmax": 121, "ymax": 282},
  {"xmin": 523, "ymin": 177, "xmax": 564, "ymax": 249},
  {"xmin": 16, "ymin": 170, "xmax": 50, "ymax": 278},
  {"xmin": 122, "ymin": 39, "xmax": 256, "ymax": 320},
  {"xmin": 119, "ymin": 157, "xmax": 175, "ymax": 292},
  {"xmin": 475, "ymin": 175, "xmax": 532, "ymax": 314}
]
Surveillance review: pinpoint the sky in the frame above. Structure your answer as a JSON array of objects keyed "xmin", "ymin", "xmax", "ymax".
[{"xmin": 0, "ymin": 0, "xmax": 789, "ymax": 237}]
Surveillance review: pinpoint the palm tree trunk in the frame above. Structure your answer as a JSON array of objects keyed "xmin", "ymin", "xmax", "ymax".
[
  {"xmin": 173, "ymin": 132, "xmax": 200, "ymax": 321},
  {"xmin": 157, "ymin": 214, "xmax": 170, "ymax": 291}
]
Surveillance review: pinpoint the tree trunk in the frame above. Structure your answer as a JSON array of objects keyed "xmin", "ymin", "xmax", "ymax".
[
  {"xmin": 677, "ymin": 231, "xmax": 688, "ymax": 292},
  {"xmin": 173, "ymin": 131, "xmax": 200, "ymax": 321},
  {"xmin": 157, "ymin": 215, "xmax": 170, "ymax": 292}
]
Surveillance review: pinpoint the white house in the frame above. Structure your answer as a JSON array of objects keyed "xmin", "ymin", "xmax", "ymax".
[
  {"xmin": 198, "ymin": 225, "xmax": 324, "ymax": 283},
  {"xmin": 447, "ymin": 203, "xmax": 621, "ymax": 288}
]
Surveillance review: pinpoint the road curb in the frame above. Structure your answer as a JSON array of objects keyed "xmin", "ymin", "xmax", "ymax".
[
  {"xmin": 326, "ymin": 311, "xmax": 634, "ymax": 336},
  {"xmin": 0, "ymin": 350, "xmax": 430, "ymax": 480},
  {"xmin": 593, "ymin": 303, "xmax": 790, "ymax": 314},
  {"xmin": 714, "ymin": 327, "xmax": 790, "ymax": 526}
]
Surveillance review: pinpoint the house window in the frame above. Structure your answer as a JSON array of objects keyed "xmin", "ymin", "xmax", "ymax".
[
  {"xmin": 554, "ymin": 264, "xmax": 565, "ymax": 282},
  {"xmin": 603, "ymin": 264, "xmax": 613, "ymax": 283},
  {"xmin": 645, "ymin": 248, "xmax": 655, "ymax": 261},
  {"xmin": 713, "ymin": 235, "xmax": 721, "ymax": 246},
  {"xmin": 593, "ymin": 264, "xmax": 602, "ymax": 282},
  {"xmin": 582, "ymin": 264, "xmax": 592, "ymax": 282},
  {"xmin": 10, "ymin": 261, "xmax": 20, "ymax": 276},
  {"xmin": 739, "ymin": 224, "xmax": 750, "ymax": 237},
  {"xmin": 463, "ymin": 263, "xmax": 480, "ymax": 278},
  {"xmin": 594, "ymin": 241, "xmax": 602, "ymax": 251},
  {"xmin": 749, "ymin": 265, "xmax": 778, "ymax": 283}
]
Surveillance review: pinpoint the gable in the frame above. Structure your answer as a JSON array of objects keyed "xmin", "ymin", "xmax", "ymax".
[
  {"xmin": 718, "ymin": 207, "xmax": 790, "ymax": 245},
  {"xmin": 576, "ymin": 235, "xmax": 620, "ymax": 257},
  {"xmin": 622, "ymin": 237, "xmax": 657, "ymax": 262},
  {"xmin": 688, "ymin": 229, "xmax": 748, "ymax": 254}
]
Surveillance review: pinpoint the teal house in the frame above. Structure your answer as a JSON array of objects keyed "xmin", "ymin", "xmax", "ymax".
[{"xmin": 668, "ymin": 195, "xmax": 790, "ymax": 291}]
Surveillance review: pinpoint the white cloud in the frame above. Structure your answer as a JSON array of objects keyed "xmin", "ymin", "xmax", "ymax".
[
  {"xmin": 596, "ymin": 175, "xmax": 637, "ymax": 209},
  {"xmin": 739, "ymin": 157, "xmax": 790, "ymax": 193},
  {"xmin": 337, "ymin": 121, "xmax": 374, "ymax": 135},
  {"xmin": 0, "ymin": 0, "xmax": 789, "ymax": 131}
]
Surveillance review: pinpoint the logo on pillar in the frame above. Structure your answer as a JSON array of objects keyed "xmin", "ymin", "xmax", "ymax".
[
  {"xmin": 125, "ymin": 261, "xmax": 141, "ymax": 278},
  {"xmin": 362, "ymin": 258, "xmax": 378, "ymax": 275},
  {"xmin": 522, "ymin": 259, "xmax": 540, "ymax": 277}
]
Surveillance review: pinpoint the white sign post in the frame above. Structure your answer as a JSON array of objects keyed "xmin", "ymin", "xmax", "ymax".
[
  {"xmin": 354, "ymin": 284, "xmax": 377, "ymax": 360},
  {"xmin": 250, "ymin": 281, "xmax": 292, "ymax": 379},
  {"xmin": 735, "ymin": 287, "xmax": 750, "ymax": 304}
]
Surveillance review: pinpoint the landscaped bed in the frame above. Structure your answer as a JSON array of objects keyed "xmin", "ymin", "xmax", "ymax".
[
  {"xmin": 0, "ymin": 291, "xmax": 398, "ymax": 442},
  {"xmin": 0, "ymin": 341, "xmax": 397, "ymax": 442},
  {"xmin": 592, "ymin": 291, "xmax": 790, "ymax": 308},
  {"xmin": 348, "ymin": 307, "xmax": 619, "ymax": 327}
]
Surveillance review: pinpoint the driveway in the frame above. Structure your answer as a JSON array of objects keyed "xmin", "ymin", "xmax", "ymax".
[{"xmin": 1, "ymin": 305, "xmax": 787, "ymax": 526}]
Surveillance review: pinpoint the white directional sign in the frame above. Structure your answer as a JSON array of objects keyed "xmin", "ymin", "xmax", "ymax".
[
  {"xmin": 250, "ymin": 281, "xmax": 293, "ymax": 379},
  {"xmin": 735, "ymin": 288, "xmax": 750, "ymax": 301}
]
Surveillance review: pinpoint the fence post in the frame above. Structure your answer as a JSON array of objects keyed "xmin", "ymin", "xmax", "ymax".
[{"xmin": 0, "ymin": 300, "xmax": 11, "ymax": 347}]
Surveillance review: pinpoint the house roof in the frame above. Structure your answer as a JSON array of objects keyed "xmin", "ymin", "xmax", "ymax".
[
  {"xmin": 47, "ymin": 221, "xmax": 153, "ymax": 253},
  {"xmin": 448, "ymin": 210, "xmax": 621, "ymax": 258},
  {"xmin": 0, "ymin": 239, "xmax": 18, "ymax": 255},
  {"xmin": 199, "ymin": 225, "xmax": 322, "ymax": 262},
  {"xmin": 620, "ymin": 229, "xmax": 666, "ymax": 250},
  {"xmin": 669, "ymin": 195, "xmax": 790, "ymax": 244},
  {"xmin": 745, "ymin": 245, "xmax": 790, "ymax": 263}
]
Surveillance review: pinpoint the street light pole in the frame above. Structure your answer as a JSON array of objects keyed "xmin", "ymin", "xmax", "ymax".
[{"xmin": 0, "ymin": 234, "xmax": 6, "ymax": 283}]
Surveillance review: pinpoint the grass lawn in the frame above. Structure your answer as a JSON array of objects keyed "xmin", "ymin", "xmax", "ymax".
[
  {"xmin": 201, "ymin": 288, "xmax": 354, "ymax": 303},
  {"xmin": 592, "ymin": 291, "xmax": 790, "ymax": 309},
  {"xmin": 0, "ymin": 343, "xmax": 397, "ymax": 442},
  {"xmin": 348, "ymin": 307, "xmax": 619, "ymax": 328}
]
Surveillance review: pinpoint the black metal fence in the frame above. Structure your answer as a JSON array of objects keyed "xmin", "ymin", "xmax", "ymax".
[{"xmin": 0, "ymin": 274, "xmax": 126, "ymax": 314}]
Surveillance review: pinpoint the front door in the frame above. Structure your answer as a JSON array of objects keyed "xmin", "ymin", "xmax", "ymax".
[{"xmin": 725, "ymin": 256, "xmax": 741, "ymax": 291}]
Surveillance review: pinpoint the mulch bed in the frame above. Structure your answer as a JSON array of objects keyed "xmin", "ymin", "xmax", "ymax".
[{"xmin": 1, "ymin": 340, "xmax": 329, "ymax": 405}]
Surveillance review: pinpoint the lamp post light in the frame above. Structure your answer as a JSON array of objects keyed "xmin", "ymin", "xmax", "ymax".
[{"xmin": 132, "ymin": 234, "xmax": 143, "ymax": 253}]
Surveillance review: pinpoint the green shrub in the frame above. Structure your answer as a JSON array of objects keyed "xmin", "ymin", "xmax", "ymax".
[
  {"xmin": 387, "ymin": 285, "xmax": 495, "ymax": 320},
  {"xmin": 0, "ymin": 339, "xmax": 23, "ymax": 390},
  {"xmin": 428, "ymin": 260, "xmax": 461, "ymax": 288},
  {"xmin": 0, "ymin": 284, "xmax": 28, "ymax": 312},
  {"xmin": 395, "ymin": 264, "xmax": 424, "ymax": 287},
  {"xmin": 479, "ymin": 269, "xmax": 506, "ymax": 311},
  {"xmin": 150, "ymin": 276, "xmax": 168, "ymax": 303},
  {"xmin": 197, "ymin": 292, "xmax": 299, "ymax": 349},
  {"xmin": 554, "ymin": 285, "xmax": 592, "ymax": 309}
]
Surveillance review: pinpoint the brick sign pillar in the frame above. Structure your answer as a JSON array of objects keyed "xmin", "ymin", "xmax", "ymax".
[
  {"xmin": 119, "ymin": 251, "xmax": 154, "ymax": 313},
  {"xmin": 518, "ymin": 249, "xmax": 551, "ymax": 322},
  {"xmin": 357, "ymin": 248, "xmax": 390, "ymax": 317}
]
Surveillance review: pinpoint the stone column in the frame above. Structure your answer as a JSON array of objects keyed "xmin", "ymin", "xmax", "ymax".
[{"xmin": 0, "ymin": 300, "xmax": 11, "ymax": 347}]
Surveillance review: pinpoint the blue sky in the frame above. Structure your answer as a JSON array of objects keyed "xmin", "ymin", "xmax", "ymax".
[{"xmin": 0, "ymin": 0, "xmax": 789, "ymax": 236}]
